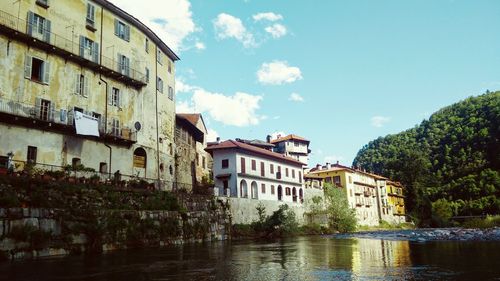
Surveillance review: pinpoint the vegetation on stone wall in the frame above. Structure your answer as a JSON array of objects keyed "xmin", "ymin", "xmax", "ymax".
[
  {"xmin": 232, "ymin": 204, "xmax": 299, "ymax": 238},
  {"xmin": 352, "ymin": 91, "xmax": 500, "ymax": 226}
]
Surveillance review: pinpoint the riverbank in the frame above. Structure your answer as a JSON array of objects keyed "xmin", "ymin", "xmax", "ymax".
[{"xmin": 335, "ymin": 227, "xmax": 500, "ymax": 241}]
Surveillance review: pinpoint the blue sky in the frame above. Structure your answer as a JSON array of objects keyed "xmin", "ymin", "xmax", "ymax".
[{"xmin": 114, "ymin": 0, "xmax": 500, "ymax": 166}]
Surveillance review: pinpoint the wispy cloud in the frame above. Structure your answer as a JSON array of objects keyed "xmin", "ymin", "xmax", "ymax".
[
  {"xmin": 257, "ymin": 61, "xmax": 302, "ymax": 85},
  {"xmin": 213, "ymin": 13, "xmax": 256, "ymax": 48},
  {"xmin": 265, "ymin": 23, "xmax": 287, "ymax": 38},
  {"xmin": 370, "ymin": 116, "xmax": 391, "ymax": 128},
  {"xmin": 289, "ymin": 93, "xmax": 304, "ymax": 102},
  {"xmin": 253, "ymin": 12, "xmax": 283, "ymax": 22}
]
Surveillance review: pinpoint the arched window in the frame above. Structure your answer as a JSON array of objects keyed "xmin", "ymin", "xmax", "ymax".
[
  {"xmin": 277, "ymin": 185, "xmax": 283, "ymax": 201},
  {"xmin": 251, "ymin": 181, "xmax": 258, "ymax": 199},
  {"xmin": 133, "ymin": 147, "xmax": 147, "ymax": 169},
  {"xmin": 299, "ymin": 188, "xmax": 303, "ymax": 203},
  {"xmin": 240, "ymin": 180, "xmax": 248, "ymax": 198},
  {"xmin": 292, "ymin": 187, "xmax": 297, "ymax": 202}
]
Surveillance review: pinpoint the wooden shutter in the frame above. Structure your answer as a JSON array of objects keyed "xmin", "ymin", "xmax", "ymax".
[
  {"xmin": 83, "ymin": 75, "xmax": 89, "ymax": 97},
  {"xmin": 241, "ymin": 157, "xmax": 245, "ymax": 173},
  {"xmin": 74, "ymin": 74, "xmax": 80, "ymax": 94},
  {"xmin": 260, "ymin": 162, "xmax": 265, "ymax": 177},
  {"xmin": 44, "ymin": 19, "xmax": 51, "ymax": 43},
  {"xmin": 35, "ymin": 97, "xmax": 41, "ymax": 118},
  {"xmin": 43, "ymin": 60, "xmax": 50, "ymax": 84},
  {"xmin": 108, "ymin": 86, "xmax": 113, "ymax": 105},
  {"xmin": 125, "ymin": 25, "xmax": 130, "ymax": 41},
  {"xmin": 125, "ymin": 57, "xmax": 130, "ymax": 76},
  {"xmin": 79, "ymin": 35, "xmax": 85, "ymax": 57},
  {"xmin": 114, "ymin": 19, "xmax": 119, "ymax": 36},
  {"xmin": 48, "ymin": 101, "xmax": 54, "ymax": 121},
  {"xmin": 27, "ymin": 12, "xmax": 34, "ymax": 35},
  {"xmin": 117, "ymin": 53, "xmax": 122, "ymax": 72},
  {"xmin": 117, "ymin": 89, "xmax": 121, "ymax": 108},
  {"xmin": 93, "ymin": 42, "xmax": 99, "ymax": 63},
  {"xmin": 24, "ymin": 55, "xmax": 32, "ymax": 79}
]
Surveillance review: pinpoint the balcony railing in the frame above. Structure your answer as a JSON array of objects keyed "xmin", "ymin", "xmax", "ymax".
[
  {"xmin": 0, "ymin": 10, "xmax": 147, "ymax": 87},
  {"xmin": 0, "ymin": 97, "xmax": 136, "ymax": 145}
]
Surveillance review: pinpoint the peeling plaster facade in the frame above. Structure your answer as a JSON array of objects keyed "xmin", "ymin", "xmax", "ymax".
[{"xmin": 0, "ymin": 0, "xmax": 178, "ymax": 188}]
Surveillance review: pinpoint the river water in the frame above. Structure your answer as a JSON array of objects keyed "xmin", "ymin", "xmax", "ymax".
[{"xmin": 1, "ymin": 236, "xmax": 499, "ymax": 281}]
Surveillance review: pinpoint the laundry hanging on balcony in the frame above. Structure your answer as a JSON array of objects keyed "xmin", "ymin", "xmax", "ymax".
[{"xmin": 74, "ymin": 111, "xmax": 99, "ymax": 137}]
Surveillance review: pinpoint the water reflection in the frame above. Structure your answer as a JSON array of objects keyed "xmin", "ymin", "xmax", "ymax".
[{"xmin": 0, "ymin": 236, "xmax": 499, "ymax": 281}]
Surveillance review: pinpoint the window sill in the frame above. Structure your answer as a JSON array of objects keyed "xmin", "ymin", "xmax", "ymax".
[
  {"xmin": 36, "ymin": 1, "xmax": 49, "ymax": 9},
  {"xmin": 86, "ymin": 23, "xmax": 97, "ymax": 32},
  {"xmin": 27, "ymin": 77, "xmax": 48, "ymax": 86}
]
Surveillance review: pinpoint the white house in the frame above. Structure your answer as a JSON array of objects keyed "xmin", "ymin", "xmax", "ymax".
[
  {"xmin": 270, "ymin": 134, "xmax": 311, "ymax": 167},
  {"xmin": 205, "ymin": 140, "xmax": 305, "ymax": 204}
]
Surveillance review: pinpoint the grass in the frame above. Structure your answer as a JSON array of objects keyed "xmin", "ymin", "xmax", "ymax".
[
  {"xmin": 461, "ymin": 215, "xmax": 500, "ymax": 229},
  {"xmin": 356, "ymin": 220, "xmax": 415, "ymax": 232}
]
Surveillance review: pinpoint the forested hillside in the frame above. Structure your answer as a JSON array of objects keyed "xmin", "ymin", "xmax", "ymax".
[{"xmin": 353, "ymin": 91, "xmax": 500, "ymax": 226}]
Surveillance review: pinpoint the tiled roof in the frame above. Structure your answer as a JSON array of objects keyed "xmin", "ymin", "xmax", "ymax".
[
  {"xmin": 177, "ymin": 113, "xmax": 200, "ymax": 127},
  {"xmin": 205, "ymin": 140, "xmax": 305, "ymax": 166},
  {"xmin": 270, "ymin": 134, "xmax": 309, "ymax": 144}
]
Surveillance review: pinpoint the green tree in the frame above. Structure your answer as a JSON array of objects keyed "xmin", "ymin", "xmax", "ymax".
[{"xmin": 323, "ymin": 183, "xmax": 357, "ymax": 232}]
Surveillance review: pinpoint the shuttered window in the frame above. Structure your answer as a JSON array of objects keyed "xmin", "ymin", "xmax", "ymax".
[
  {"xmin": 24, "ymin": 56, "xmax": 50, "ymax": 84},
  {"xmin": 114, "ymin": 19, "xmax": 130, "ymax": 41},
  {"xmin": 74, "ymin": 74, "xmax": 89, "ymax": 97},
  {"xmin": 79, "ymin": 36, "xmax": 99, "ymax": 63},
  {"xmin": 27, "ymin": 12, "xmax": 51, "ymax": 43}
]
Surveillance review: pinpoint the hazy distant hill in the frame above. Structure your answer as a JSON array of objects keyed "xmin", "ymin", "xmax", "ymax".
[{"xmin": 353, "ymin": 91, "xmax": 500, "ymax": 225}]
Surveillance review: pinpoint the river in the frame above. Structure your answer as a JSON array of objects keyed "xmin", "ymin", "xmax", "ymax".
[{"xmin": 1, "ymin": 235, "xmax": 499, "ymax": 281}]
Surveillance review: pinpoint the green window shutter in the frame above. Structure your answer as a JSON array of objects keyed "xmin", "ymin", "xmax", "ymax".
[
  {"xmin": 125, "ymin": 25, "xmax": 130, "ymax": 41},
  {"xmin": 83, "ymin": 76, "xmax": 89, "ymax": 97},
  {"xmin": 27, "ymin": 11, "xmax": 34, "ymax": 35},
  {"xmin": 114, "ymin": 19, "xmax": 119, "ymax": 36},
  {"xmin": 75, "ymin": 74, "xmax": 81, "ymax": 94},
  {"xmin": 79, "ymin": 35, "xmax": 85, "ymax": 57},
  {"xmin": 43, "ymin": 19, "xmax": 51, "ymax": 43},
  {"xmin": 43, "ymin": 60, "xmax": 50, "ymax": 84},
  {"xmin": 24, "ymin": 55, "xmax": 32, "ymax": 79},
  {"xmin": 93, "ymin": 42, "xmax": 99, "ymax": 63}
]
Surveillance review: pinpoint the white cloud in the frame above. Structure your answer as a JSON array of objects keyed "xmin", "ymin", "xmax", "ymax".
[
  {"xmin": 257, "ymin": 61, "xmax": 303, "ymax": 85},
  {"xmin": 195, "ymin": 42, "xmax": 206, "ymax": 50},
  {"xmin": 371, "ymin": 116, "xmax": 391, "ymax": 128},
  {"xmin": 289, "ymin": 93, "xmax": 304, "ymax": 102},
  {"xmin": 253, "ymin": 12, "xmax": 283, "ymax": 22},
  {"xmin": 270, "ymin": 131, "xmax": 287, "ymax": 140},
  {"xmin": 213, "ymin": 13, "xmax": 256, "ymax": 48},
  {"xmin": 109, "ymin": 0, "xmax": 198, "ymax": 52},
  {"xmin": 265, "ymin": 23, "xmax": 287, "ymax": 38},
  {"xmin": 206, "ymin": 129, "xmax": 219, "ymax": 143},
  {"xmin": 176, "ymin": 78, "xmax": 199, "ymax": 94},
  {"xmin": 175, "ymin": 80, "xmax": 264, "ymax": 127},
  {"xmin": 324, "ymin": 155, "xmax": 344, "ymax": 164}
]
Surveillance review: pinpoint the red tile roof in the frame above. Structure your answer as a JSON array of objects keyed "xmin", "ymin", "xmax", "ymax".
[
  {"xmin": 177, "ymin": 113, "xmax": 200, "ymax": 127},
  {"xmin": 270, "ymin": 134, "xmax": 309, "ymax": 144},
  {"xmin": 205, "ymin": 140, "xmax": 305, "ymax": 166}
]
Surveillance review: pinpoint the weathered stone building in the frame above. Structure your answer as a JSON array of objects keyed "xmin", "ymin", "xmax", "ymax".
[{"xmin": 0, "ymin": 0, "xmax": 178, "ymax": 188}]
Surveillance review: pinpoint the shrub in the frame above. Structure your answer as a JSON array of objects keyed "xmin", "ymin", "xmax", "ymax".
[
  {"xmin": 431, "ymin": 198, "xmax": 455, "ymax": 227},
  {"xmin": 323, "ymin": 183, "xmax": 357, "ymax": 233},
  {"xmin": 462, "ymin": 215, "xmax": 500, "ymax": 229}
]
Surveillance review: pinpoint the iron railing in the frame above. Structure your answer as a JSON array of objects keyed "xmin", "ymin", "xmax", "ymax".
[{"xmin": 0, "ymin": 10, "xmax": 147, "ymax": 85}]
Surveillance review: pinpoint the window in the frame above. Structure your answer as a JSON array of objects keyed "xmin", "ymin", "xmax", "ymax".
[
  {"xmin": 157, "ymin": 77, "xmax": 163, "ymax": 93},
  {"xmin": 285, "ymin": 187, "xmax": 291, "ymax": 196},
  {"xmin": 261, "ymin": 184, "xmax": 266, "ymax": 194},
  {"xmin": 299, "ymin": 171, "xmax": 302, "ymax": 183},
  {"xmin": 74, "ymin": 74, "xmax": 89, "ymax": 97},
  {"xmin": 99, "ymin": 162, "xmax": 107, "ymax": 173},
  {"xmin": 292, "ymin": 169, "xmax": 295, "ymax": 179},
  {"xmin": 270, "ymin": 164, "xmax": 274, "ymax": 174},
  {"xmin": 260, "ymin": 162, "xmax": 265, "ymax": 177},
  {"xmin": 92, "ymin": 112, "xmax": 102, "ymax": 131},
  {"xmin": 79, "ymin": 36, "xmax": 99, "ymax": 62},
  {"xmin": 27, "ymin": 146, "xmax": 37, "ymax": 163},
  {"xmin": 111, "ymin": 87, "xmax": 120, "ymax": 107},
  {"xmin": 240, "ymin": 157, "xmax": 246, "ymax": 173},
  {"xmin": 294, "ymin": 141, "xmax": 299, "ymax": 147},
  {"xmin": 168, "ymin": 60, "xmax": 172, "ymax": 73},
  {"xmin": 168, "ymin": 86, "xmax": 174, "ymax": 100},
  {"xmin": 277, "ymin": 166, "xmax": 281, "ymax": 179},
  {"xmin": 27, "ymin": 12, "xmax": 50, "ymax": 42},
  {"xmin": 271, "ymin": 185, "xmax": 275, "ymax": 195},
  {"xmin": 285, "ymin": 168, "xmax": 289, "ymax": 177},
  {"xmin": 202, "ymin": 156, "xmax": 206, "ymax": 169},
  {"xmin": 145, "ymin": 67, "xmax": 149, "ymax": 82},
  {"xmin": 114, "ymin": 19, "xmax": 130, "ymax": 41},
  {"xmin": 157, "ymin": 50, "xmax": 163, "ymax": 64},
  {"xmin": 86, "ymin": 3, "xmax": 96, "ymax": 28},
  {"xmin": 72, "ymin": 158, "xmax": 81, "ymax": 168},
  {"xmin": 37, "ymin": 99, "xmax": 52, "ymax": 121},
  {"xmin": 222, "ymin": 159, "xmax": 229, "ymax": 169},
  {"xmin": 25, "ymin": 56, "xmax": 50, "ymax": 84},
  {"xmin": 111, "ymin": 118, "xmax": 120, "ymax": 136},
  {"xmin": 251, "ymin": 159, "xmax": 256, "ymax": 171},
  {"xmin": 117, "ymin": 54, "xmax": 130, "ymax": 76},
  {"xmin": 145, "ymin": 38, "xmax": 149, "ymax": 53},
  {"xmin": 333, "ymin": 176, "xmax": 341, "ymax": 187}
]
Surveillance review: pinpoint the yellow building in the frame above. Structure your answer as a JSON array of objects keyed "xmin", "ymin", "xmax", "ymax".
[
  {"xmin": 0, "ymin": 0, "xmax": 178, "ymax": 188},
  {"xmin": 305, "ymin": 163, "xmax": 407, "ymax": 226},
  {"xmin": 387, "ymin": 181, "xmax": 406, "ymax": 219}
]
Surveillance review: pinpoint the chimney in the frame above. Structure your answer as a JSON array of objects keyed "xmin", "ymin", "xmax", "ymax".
[
  {"xmin": 326, "ymin": 162, "xmax": 331, "ymax": 169},
  {"xmin": 216, "ymin": 137, "xmax": 220, "ymax": 143},
  {"xmin": 266, "ymin": 135, "xmax": 272, "ymax": 143}
]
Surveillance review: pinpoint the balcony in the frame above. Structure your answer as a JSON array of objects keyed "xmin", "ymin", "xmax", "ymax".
[
  {"xmin": 0, "ymin": 97, "xmax": 136, "ymax": 146},
  {"xmin": 0, "ymin": 10, "xmax": 147, "ymax": 88}
]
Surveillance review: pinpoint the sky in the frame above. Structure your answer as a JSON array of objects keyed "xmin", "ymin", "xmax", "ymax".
[{"xmin": 111, "ymin": 0, "xmax": 500, "ymax": 167}]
